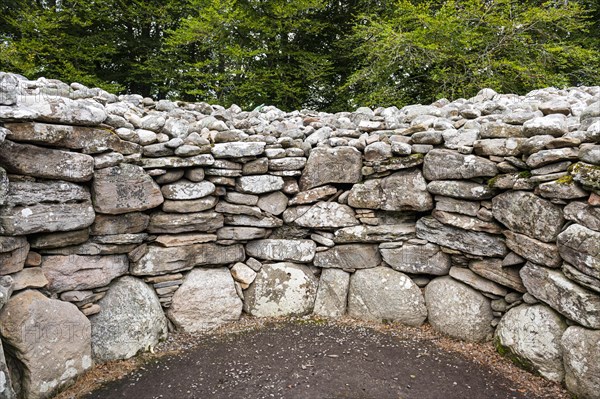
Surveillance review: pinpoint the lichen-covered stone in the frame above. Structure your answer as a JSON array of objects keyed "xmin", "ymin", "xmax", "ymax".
[
  {"xmin": 557, "ymin": 223, "xmax": 600, "ymax": 280},
  {"xmin": 423, "ymin": 149, "xmax": 497, "ymax": 180},
  {"xmin": 561, "ymin": 326, "xmax": 600, "ymax": 399},
  {"xmin": 314, "ymin": 244, "xmax": 381, "ymax": 270},
  {"xmin": 299, "ymin": 147, "xmax": 362, "ymax": 190}
]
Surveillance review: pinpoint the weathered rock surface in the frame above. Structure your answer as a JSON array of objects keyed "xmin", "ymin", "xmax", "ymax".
[
  {"xmin": 299, "ymin": 147, "xmax": 362, "ymax": 190},
  {"xmin": 348, "ymin": 267, "xmax": 427, "ymax": 326},
  {"xmin": 492, "ymin": 191, "xmax": 564, "ymax": 242},
  {"xmin": 130, "ymin": 243, "xmax": 244, "ymax": 276},
  {"xmin": 495, "ymin": 304, "xmax": 566, "ymax": 382},
  {"xmin": 147, "ymin": 211, "xmax": 224, "ymax": 234},
  {"xmin": 0, "ymin": 140, "xmax": 94, "ymax": 182},
  {"xmin": 314, "ymin": 244, "xmax": 381, "ymax": 270},
  {"xmin": 41, "ymin": 254, "xmax": 128, "ymax": 293},
  {"xmin": 235, "ymin": 175, "xmax": 284, "ymax": 194},
  {"xmin": 416, "ymin": 217, "xmax": 507, "ymax": 257},
  {"xmin": 520, "ymin": 262, "xmax": 600, "ymax": 329},
  {"xmin": 469, "ymin": 259, "xmax": 526, "ymax": 293},
  {"xmin": 557, "ymin": 224, "xmax": 600, "ymax": 280},
  {"xmin": 348, "ymin": 169, "xmax": 433, "ymax": 211},
  {"xmin": 381, "ymin": 243, "xmax": 451, "ymax": 275},
  {"xmin": 333, "ymin": 224, "xmax": 416, "ymax": 243},
  {"xmin": 423, "ymin": 149, "xmax": 498, "ymax": 180},
  {"xmin": 167, "ymin": 268, "xmax": 242, "ymax": 332},
  {"xmin": 0, "ymin": 290, "xmax": 92, "ymax": 399},
  {"xmin": 90, "ymin": 213, "xmax": 150, "ymax": 235},
  {"xmin": 211, "ymin": 142, "xmax": 265, "ymax": 158},
  {"xmin": 563, "ymin": 201, "xmax": 600, "ymax": 232},
  {"xmin": 449, "ymin": 266, "xmax": 508, "ymax": 296},
  {"xmin": 160, "ymin": 180, "xmax": 215, "ymax": 200},
  {"xmin": 293, "ymin": 202, "xmax": 359, "ymax": 229},
  {"xmin": 504, "ymin": 231, "xmax": 562, "ymax": 268},
  {"xmin": 0, "ymin": 202, "xmax": 95, "ymax": 235},
  {"xmin": 427, "ymin": 181, "xmax": 495, "ymax": 200},
  {"xmin": 313, "ymin": 269, "xmax": 350, "ymax": 318},
  {"xmin": 5, "ymin": 122, "xmax": 139, "ymax": 154},
  {"xmin": 245, "ymin": 239, "xmax": 316, "ymax": 263},
  {"xmin": 561, "ymin": 326, "xmax": 600, "ymax": 399},
  {"xmin": 425, "ymin": 276, "xmax": 494, "ymax": 342},
  {"xmin": 243, "ymin": 262, "xmax": 318, "ymax": 317},
  {"xmin": 90, "ymin": 276, "xmax": 167, "ymax": 361},
  {"xmin": 92, "ymin": 163, "xmax": 163, "ymax": 214}
]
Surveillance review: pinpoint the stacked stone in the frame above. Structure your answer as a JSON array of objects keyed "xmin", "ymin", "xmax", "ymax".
[{"xmin": 0, "ymin": 71, "xmax": 599, "ymax": 399}]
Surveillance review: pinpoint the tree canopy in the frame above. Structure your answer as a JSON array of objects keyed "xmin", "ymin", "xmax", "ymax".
[{"xmin": 1, "ymin": 0, "xmax": 598, "ymax": 111}]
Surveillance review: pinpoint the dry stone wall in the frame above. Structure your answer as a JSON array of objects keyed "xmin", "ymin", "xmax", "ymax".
[{"xmin": 0, "ymin": 71, "xmax": 599, "ymax": 398}]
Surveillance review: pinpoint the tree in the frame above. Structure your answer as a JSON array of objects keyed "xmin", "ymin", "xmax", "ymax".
[{"xmin": 344, "ymin": 0, "xmax": 600, "ymax": 108}]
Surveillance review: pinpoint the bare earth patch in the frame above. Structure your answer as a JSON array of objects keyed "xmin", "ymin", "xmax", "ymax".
[{"xmin": 53, "ymin": 316, "xmax": 569, "ymax": 399}]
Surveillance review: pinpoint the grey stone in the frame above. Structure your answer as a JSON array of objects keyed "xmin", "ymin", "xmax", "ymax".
[
  {"xmin": 41, "ymin": 255, "xmax": 128, "ymax": 293},
  {"xmin": 256, "ymin": 191, "xmax": 288, "ymax": 215},
  {"xmin": 294, "ymin": 202, "xmax": 358, "ymax": 229},
  {"xmin": 130, "ymin": 243, "xmax": 244, "ymax": 276},
  {"xmin": 557, "ymin": 224, "xmax": 600, "ymax": 280},
  {"xmin": 28, "ymin": 229, "xmax": 90, "ymax": 250},
  {"xmin": 0, "ymin": 140, "xmax": 94, "ymax": 182},
  {"xmin": 424, "ymin": 276, "xmax": 494, "ymax": 342},
  {"xmin": 211, "ymin": 142, "xmax": 265, "ymax": 158},
  {"xmin": 92, "ymin": 164, "xmax": 163, "ymax": 214},
  {"xmin": 0, "ymin": 202, "xmax": 95, "ymax": 235},
  {"xmin": 563, "ymin": 201, "xmax": 600, "ymax": 232},
  {"xmin": 4, "ymin": 122, "xmax": 139, "ymax": 155},
  {"xmin": 314, "ymin": 244, "xmax": 381, "ymax": 270},
  {"xmin": 162, "ymin": 196, "xmax": 218, "ymax": 213},
  {"xmin": 147, "ymin": 211, "xmax": 223, "ymax": 234},
  {"xmin": 139, "ymin": 154, "xmax": 214, "ymax": 169},
  {"xmin": 243, "ymin": 262, "xmax": 318, "ymax": 317},
  {"xmin": 313, "ymin": 269, "xmax": 350, "ymax": 318},
  {"xmin": 90, "ymin": 276, "xmax": 167, "ymax": 361},
  {"xmin": 216, "ymin": 227, "xmax": 268, "ymax": 241},
  {"xmin": 161, "ymin": 180, "xmax": 215, "ymax": 200},
  {"xmin": 153, "ymin": 233, "xmax": 217, "ymax": 247},
  {"xmin": 580, "ymin": 145, "xmax": 600, "ymax": 165},
  {"xmin": 492, "ymin": 191, "xmax": 564, "ymax": 242},
  {"xmin": 523, "ymin": 114, "xmax": 567, "ymax": 137},
  {"xmin": 224, "ymin": 214, "xmax": 283, "ymax": 228},
  {"xmin": 245, "ymin": 239, "xmax": 316, "ymax": 263},
  {"xmin": 4, "ymin": 180, "xmax": 90, "ymax": 206},
  {"xmin": 167, "ymin": 268, "xmax": 242, "ymax": 332},
  {"xmin": 333, "ymin": 224, "xmax": 416, "ymax": 243},
  {"xmin": 562, "ymin": 326, "xmax": 600, "ymax": 399},
  {"xmin": 570, "ymin": 162, "xmax": 600, "ymax": 191},
  {"xmin": 449, "ymin": 267, "xmax": 508, "ymax": 296},
  {"xmin": 495, "ymin": 304, "xmax": 567, "ymax": 382},
  {"xmin": 435, "ymin": 196, "xmax": 480, "ymax": 216},
  {"xmin": 520, "ymin": 262, "xmax": 600, "ymax": 329},
  {"xmin": 299, "ymin": 147, "xmax": 362, "ymax": 190},
  {"xmin": 416, "ymin": 217, "xmax": 507, "ymax": 257},
  {"xmin": 381, "ymin": 243, "xmax": 451, "ymax": 275},
  {"xmin": 90, "ymin": 213, "xmax": 149, "ymax": 235},
  {"xmin": 469, "ymin": 259, "xmax": 526, "ymax": 293},
  {"xmin": 26, "ymin": 97, "xmax": 107, "ymax": 126},
  {"xmin": 236, "ymin": 175, "xmax": 284, "ymax": 194},
  {"xmin": 427, "ymin": 181, "xmax": 495, "ymax": 200},
  {"xmin": 11, "ymin": 268, "xmax": 48, "ymax": 291},
  {"xmin": 0, "ymin": 290, "xmax": 92, "ymax": 399},
  {"xmin": 473, "ymin": 138, "xmax": 523, "ymax": 156},
  {"xmin": 423, "ymin": 149, "xmax": 497, "ymax": 180},
  {"xmin": 526, "ymin": 148, "xmax": 579, "ymax": 169},
  {"xmin": 432, "ymin": 210, "xmax": 502, "ymax": 234},
  {"xmin": 348, "ymin": 267, "xmax": 427, "ymax": 326},
  {"xmin": 504, "ymin": 231, "xmax": 561, "ymax": 268},
  {"xmin": 0, "ymin": 241, "xmax": 28, "ymax": 275}
]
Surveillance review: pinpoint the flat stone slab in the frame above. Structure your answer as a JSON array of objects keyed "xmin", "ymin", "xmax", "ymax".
[{"xmin": 245, "ymin": 239, "xmax": 316, "ymax": 263}]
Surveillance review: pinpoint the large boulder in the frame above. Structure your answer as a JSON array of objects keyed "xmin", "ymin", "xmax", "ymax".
[
  {"xmin": 313, "ymin": 269, "xmax": 350, "ymax": 318},
  {"xmin": 92, "ymin": 164, "xmax": 163, "ymax": 214},
  {"xmin": 557, "ymin": 224, "xmax": 600, "ymax": 280},
  {"xmin": 495, "ymin": 304, "xmax": 567, "ymax": 382},
  {"xmin": 41, "ymin": 255, "xmax": 128, "ymax": 293},
  {"xmin": 299, "ymin": 147, "xmax": 362, "ymax": 190},
  {"xmin": 167, "ymin": 268, "xmax": 242, "ymax": 332},
  {"xmin": 423, "ymin": 149, "xmax": 498, "ymax": 180},
  {"xmin": 243, "ymin": 262, "xmax": 318, "ymax": 317},
  {"xmin": 424, "ymin": 276, "xmax": 494, "ymax": 342},
  {"xmin": 0, "ymin": 290, "xmax": 92, "ymax": 399},
  {"xmin": 348, "ymin": 267, "xmax": 427, "ymax": 326},
  {"xmin": 90, "ymin": 276, "xmax": 167, "ymax": 362},
  {"xmin": 562, "ymin": 326, "xmax": 600, "ymax": 399},
  {"xmin": 520, "ymin": 262, "xmax": 600, "ymax": 329},
  {"xmin": 492, "ymin": 191, "xmax": 564, "ymax": 242}
]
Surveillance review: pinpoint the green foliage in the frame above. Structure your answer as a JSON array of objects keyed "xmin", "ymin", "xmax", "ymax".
[{"xmin": 344, "ymin": 0, "xmax": 600, "ymax": 108}]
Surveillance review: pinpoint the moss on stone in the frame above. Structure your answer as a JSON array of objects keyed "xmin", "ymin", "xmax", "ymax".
[
  {"xmin": 556, "ymin": 175, "xmax": 574, "ymax": 185},
  {"xmin": 518, "ymin": 171, "xmax": 532, "ymax": 179},
  {"xmin": 494, "ymin": 337, "xmax": 538, "ymax": 376}
]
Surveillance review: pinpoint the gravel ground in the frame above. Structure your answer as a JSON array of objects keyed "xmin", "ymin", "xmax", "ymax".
[{"xmin": 54, "ymin": 317, "xmax": 569, "ymax": 399}]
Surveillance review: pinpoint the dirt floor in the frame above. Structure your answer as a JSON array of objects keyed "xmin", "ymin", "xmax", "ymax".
[{"xmin": 55, "ymin": 317, "xmax": 570, "ymax": 399}]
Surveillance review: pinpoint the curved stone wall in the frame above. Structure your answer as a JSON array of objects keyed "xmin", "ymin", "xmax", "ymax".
[{"xmin": 0, "ymin": 71, "xmax": 599, "ymax": 398}]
